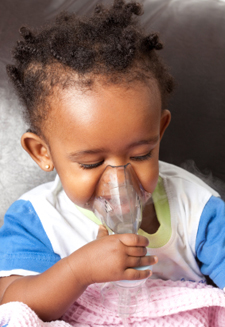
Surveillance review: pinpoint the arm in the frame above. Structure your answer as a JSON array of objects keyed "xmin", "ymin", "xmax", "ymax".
[
  {"xmin": 0, "ymin": 227, "xmax": 157, "ymax": 321},
  {"xmin": 196, "ymin": 196, "xmax": 225, "ymax": 289}
]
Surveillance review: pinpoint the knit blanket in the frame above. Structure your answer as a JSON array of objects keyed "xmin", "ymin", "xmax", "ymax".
[{"xmin": 1, "ymin": 279, "xmax": 225, "ymax": 327}]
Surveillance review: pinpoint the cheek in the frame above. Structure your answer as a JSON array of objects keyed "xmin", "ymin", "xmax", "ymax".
[
  {"xmin": 51, "ymin": 152, "xmax": 99, "ymax": 206},
  {"xmin": 139, "ymin": 165, "xmax": 159, "ymax": 194},
  {"xmin": 134, "ymin": 149, "xmax": 160, "ymax": 194},
  {"xmin": 133, "ymin": 156, "xmax": 159, "ymax": 194},
  {"xmin": 58, "ymin": 168, "xmax": 103, "ymax": 207}
]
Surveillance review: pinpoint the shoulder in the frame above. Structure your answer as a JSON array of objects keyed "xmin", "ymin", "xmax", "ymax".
[
  {"xmin": 19, "ymin": 174, "xmax": 62, "ymax": 203},
  {"xmin": 2, "ymin": 175, "xmax": 62, "ymax": 232},
  {"xmin": 159, "ymin": 161, "xmax": 219, "ymax": 199},
  {"xmin": 197, "ymin": 196, "xmax": 225, "ymax": 238},
  {"xmin": 3, "ymin": 175, "xmax": 99, "ymax": 258},
  {"xmin": 0, "ymin": 175, "xmax": 98, "ymax": 276},
  {"xmin": 3, "ymin": 174, "xmax": 60, "ymax": 233},
  {"xmin": 1, "ymin": 175, "xmax": 63, "ymax": 260},
  {"xmin": 16, "ymin": 175, "xmax": 65, "ymax": 229},
  {"xmin": 158, "ymin": 161, "xmax": 219, "ymax": 252},
  {"xmin": 0, "ymin": 196, "xmax": 61, "ymax": 276}
]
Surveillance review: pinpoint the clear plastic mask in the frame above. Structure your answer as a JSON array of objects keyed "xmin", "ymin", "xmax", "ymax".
[{"xmin": 89, "ymin": 163, "xmax": 151, "ymax": 234}]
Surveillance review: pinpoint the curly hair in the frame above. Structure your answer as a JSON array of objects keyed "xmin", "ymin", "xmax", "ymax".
[{"xmin": 7, "ymin": 0, "xmax": 174, "ymax": 136}]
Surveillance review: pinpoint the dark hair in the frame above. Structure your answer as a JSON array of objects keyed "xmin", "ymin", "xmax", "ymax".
[{"xmin": 7, "ymin": 0, "xmax": 174, "ymax": 136}]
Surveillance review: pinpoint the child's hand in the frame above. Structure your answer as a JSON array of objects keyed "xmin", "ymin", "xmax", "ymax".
[
  {"xmin": 67, "ymin": 225, "xmax": 157, "ymax": 287},
  {"xmin": 0, "ymin": 224, "xmax": 157, "ymax": 321}
]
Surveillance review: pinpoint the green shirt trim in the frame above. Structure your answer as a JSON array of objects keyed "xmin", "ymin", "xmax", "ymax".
[
  {"xmin": 75, "ymin": 176, "xmax": 171, "ymax": 249},
  {"xmin": 138, "ymin": 176, "xmax": 171, "ymax": 248}
]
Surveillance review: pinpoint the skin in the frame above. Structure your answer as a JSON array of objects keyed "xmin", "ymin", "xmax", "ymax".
[{"xmin": 0, "ymin": 78, "xmax": 170, "ymax": 321}]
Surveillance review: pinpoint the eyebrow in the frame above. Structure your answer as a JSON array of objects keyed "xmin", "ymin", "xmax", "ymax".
[{"xmin": 68, "ymin": 136, "xmax": 159, "ymax": 159}]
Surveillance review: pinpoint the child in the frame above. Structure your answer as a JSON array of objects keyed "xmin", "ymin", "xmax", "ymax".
[{"xmin": 0, "ymin": 0, "xmax": 225, "ymax": 322}]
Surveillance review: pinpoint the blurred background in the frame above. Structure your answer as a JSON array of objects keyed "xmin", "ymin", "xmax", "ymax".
[{"xmin": 0, "ymin": 0, "xmax": 225, "ymax": 224}]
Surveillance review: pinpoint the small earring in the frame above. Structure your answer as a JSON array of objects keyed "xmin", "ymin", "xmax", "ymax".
[{"xmin": 45, "ymin": 164, "xmax": 50, "ymax": 169}]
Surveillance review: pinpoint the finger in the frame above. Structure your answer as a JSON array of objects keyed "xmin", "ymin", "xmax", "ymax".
[
  {"xmin": 96, "ymin": 225, "xmax": 109, "ymax": 240},
  {"xmin": 119, "ymin": 234, "xmax": 149, "ymax": 247},
  {"xmin": 126, "ymin": 246, "xmax": 148, "ymax": 257},
  {"xmin": 124, "ymin": 268, "xmax": 152, "ymax": 281},
  {"xmin": 127, "ymin": 255, "xmax": 158, "ymax": 268}
]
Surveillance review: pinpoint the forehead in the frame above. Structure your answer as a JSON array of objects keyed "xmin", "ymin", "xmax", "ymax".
[{"xmin": 44, "ymin": 80, "xmax": 162, "ymax": 145}]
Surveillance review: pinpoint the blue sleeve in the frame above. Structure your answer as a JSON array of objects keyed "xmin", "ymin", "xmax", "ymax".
[
  {"xmin": 196, "ymin": 195, "xmax": 225, "ymax": 289},
  {"xmin": 0, "ymin": 199, "xmax": 60, "ymax": 274}
]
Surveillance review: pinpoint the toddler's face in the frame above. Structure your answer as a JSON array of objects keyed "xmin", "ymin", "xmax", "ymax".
[{"xmin": 38, "ymin": 80, "xmax": 170, "ymax": 207}]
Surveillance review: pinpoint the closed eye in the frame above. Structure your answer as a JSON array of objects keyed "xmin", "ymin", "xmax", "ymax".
[
  {"xmin": 79, "ymin": 160, "xmax": 104, "ymax": 170},
  {"xmin": 79, "ymin": 151, "xmax": 152, "ymax": 170},
  {"xmin": 130, "ymin": 151, "xmax": 152, "ymax": 161}
]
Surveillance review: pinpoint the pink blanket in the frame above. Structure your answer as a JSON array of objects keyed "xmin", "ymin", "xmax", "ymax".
[{"xmin": 1, "ymin": 279, "xmax": 225, "ymax": 327}]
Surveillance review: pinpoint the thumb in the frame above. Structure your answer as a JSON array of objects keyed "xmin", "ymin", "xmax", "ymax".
[{"xmin": 96, "ymin": 225, "xmax": 109, "ymax": 240}]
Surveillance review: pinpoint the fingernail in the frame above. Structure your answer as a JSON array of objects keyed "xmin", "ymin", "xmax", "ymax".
[{"xmin": 153, "ymin": 256, "xmax": 158, "ymax": 263}]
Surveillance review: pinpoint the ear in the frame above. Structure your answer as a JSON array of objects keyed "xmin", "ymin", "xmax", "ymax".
[
  {"xmin": 21, "ymin": 132, "xmax": 54, "ymax": 171},
  {"xmin": 159, "ymin": 109, "xmax": 171, "ymax": 140}
]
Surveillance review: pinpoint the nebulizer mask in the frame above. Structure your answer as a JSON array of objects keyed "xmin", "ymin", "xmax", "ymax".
[{"xmin": 86, "ymin": 164, "xmax": 152, "ymax": 324}]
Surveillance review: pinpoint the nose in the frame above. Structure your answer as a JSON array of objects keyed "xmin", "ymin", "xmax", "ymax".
[
  {"xmin": 95, "ymin": 163, "xmax": 141, "ymax": 199},
  {"xmin": 101, "ymin": 165, "xmax": 126, "ymax": 185},
  {"xmin": 96, "ymin": 165, "xmax": 126, "ymax": 197}
]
